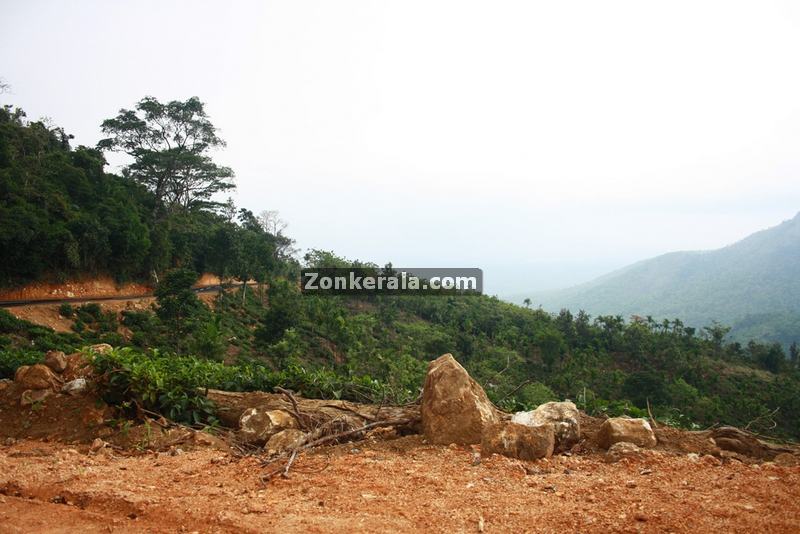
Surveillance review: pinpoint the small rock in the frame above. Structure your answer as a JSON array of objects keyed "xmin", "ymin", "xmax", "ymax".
[
  {"xmin": 238, "ymin": 408, "xmax": 298, "ymax": 445},
  {"xmin": 605, "ymin": 441, "xmax": 642, "ymax": 463},
  {"xmin": 88, "ymin": 343, "xmax": 114, "ymax": 355},
  {"xmin": 0, "ymin": 378, "xmax": 13, "ymax": 392},
  {"xmin": 481, "ymin": 420, "xmax": 554, "ymax": 461},
  {"xmin": 774, "ymin": 453, "xmax": 800, "ymax": 467},
  {"xmin": 44, "ymin": 351, "xmax": 68, "ymax": 373},
  {"xmin": 265, "ymin": 429, "xmax": 306, "ymax": 455},
  {"xmin": 15, "ymin": 364, "xmax": 61, "ymax": 390},
  {"xmin": 90, "ymin": 438, "xmax": 107, "ymax": 452},
  {"xmin": 511, "ymin": 401, "xmax": 580, "ymax": 452},
  {"xmin": 20, "ymin": 388, "xmax": 52, "ymax": 406},
  {"xmin": 625, "ymin": 480, "xmax": 637, "ymax": 488},
  {"xmin": 596, "ymin": 418, "xmax": 657, "ymax": 449},
  {"xmin": 61, "ymin": 378, "xmax": 88, "ymax": 396}
]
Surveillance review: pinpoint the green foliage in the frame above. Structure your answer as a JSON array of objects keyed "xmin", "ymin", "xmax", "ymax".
[
  {"xmin": 0, "ymin": 103, "xmax": 293, "ymax": 287},
  {"xmin": 0, "ymin": 350, "xmax": 42, "ymax": 379},
  {"xmin": 90, "ymin": 347, "xmax": 386, "ymax": 424},
  {"xmin": 58, "ymin": 303, "xmax": 74, "ymax": 318},
  {"xmin": 154, "ymin": 268, "xmax": 206, "ymax": 326},
  {"xmin": 98, "ymin": 96, "xmax": 234, "ymax": 214}
]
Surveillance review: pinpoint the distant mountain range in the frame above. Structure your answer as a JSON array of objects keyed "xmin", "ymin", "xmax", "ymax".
[{"xmin": 520, "ymin": 212, "xmax": 800, "ymax": 348}]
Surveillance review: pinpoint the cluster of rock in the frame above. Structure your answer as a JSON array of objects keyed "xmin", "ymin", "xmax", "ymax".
[
  {"xmin": 420, "ymin": 354, "xmax": 658, "ymax": 461},
  {"xmin": 1, "ymin": 344, "xmax": 112, "ymax": 406},
  {"xmin": 238, "ymin": 407, "xmax": 306, "ymax": 454}
]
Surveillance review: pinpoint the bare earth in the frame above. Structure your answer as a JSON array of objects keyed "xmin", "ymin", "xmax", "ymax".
[{"xmin": 1, "ymin": 436, "xmax": 799, "ymax": 533}]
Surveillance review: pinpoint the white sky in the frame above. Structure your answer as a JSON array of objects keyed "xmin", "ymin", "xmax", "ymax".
[{"xmin": 2, "ymin": 1, "xmax": 799, "ymax": 293}]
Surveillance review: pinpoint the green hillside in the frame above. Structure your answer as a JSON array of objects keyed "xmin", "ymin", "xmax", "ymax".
[
  {"xmin": 1, "ymin": 98, "xmax": 799, "ymax": 439},
  {"xmin": 528, "ymin": 214, "xmax": 800, "ymax": 347}
]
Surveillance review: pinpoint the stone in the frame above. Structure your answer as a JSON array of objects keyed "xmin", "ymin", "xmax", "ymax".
[
  {"xmin": 596, "ymin": 417, "xmax": 657, "ymax": 449},
  {"xmin": 605, "ymin": 441, "xmax": 643, "ymax": 463},
  {"xmin": 239, "ymin": 408, "xmax": 298, "ymax": 445},
  {"xmin": 20, "ymin": 388, "xmax": 52, "ymax": 406},
  {"xmin": 512, "ymin": 401, "xmax": 580, "ymax": 452},
  {"xmin": 265, "ymin": 429, "xmax": 307, "ymax": 454},
  {"xmin": 14, "ymin": 364, "xmax": 61, "ymax": 391},
  {"xmin": 191, "ymin": 431, "xmax": 230, "ymax": 451},
  {"xmin": 88, "ymin": 343, "xmax": 114, "ymax": 355},
  {"xmin": 774, "ymin": 453, "xmax": 800, "ymax": 467},
  {"xmin": 44, "ymin": 350, "xmax": 68, "ymax": 373},
  {"xmin": 421, "ymin": 354, "xmax": 501, "ymax": 445},
  {"xmin": 0, "ymin": 378, "xmax": 12, "ymax": 392},
  {"xmin": 62, "ymin": 353, "xmax": 93, "ymax": 381},
  {"xmin": 90, "ymin": 438, "xmax": 107, "ymax": 452},
  {"xmin": 481, "ymin": 421, "xmax": 554, "ymax": 461},
  {"xmin": 61, "ymin": 378, "xmax": 89, "ymax": 396}
]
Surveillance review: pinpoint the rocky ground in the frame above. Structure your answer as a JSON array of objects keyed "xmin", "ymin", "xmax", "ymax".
[
  {"xmin": 1, "ymin": 435, "xmax": 800, "ymax": 533},
  {"xmin": 2, "ymin": 351, "xmax": 800, "ymax": 532}
]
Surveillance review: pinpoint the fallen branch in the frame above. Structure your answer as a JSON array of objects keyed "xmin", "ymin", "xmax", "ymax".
[
  {"xmin": 646, "ymin": 398, "xmax": 659, "ymax": 429},
  {"xmin": 275, "ymin": 386, "xmax": 311, "ymax": 430},
  {"xmin": 260, "ymin": 417, "xmax": 413, "ymax": 482}
]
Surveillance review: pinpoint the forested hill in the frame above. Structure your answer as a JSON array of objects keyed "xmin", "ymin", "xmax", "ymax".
[
  {"xmin": 528, "ymin": 213, "xmax": 800, "ymax": 347},
  {"xmin": 0, "ymin": 102, "xmax": 296, "ymax": 288}
]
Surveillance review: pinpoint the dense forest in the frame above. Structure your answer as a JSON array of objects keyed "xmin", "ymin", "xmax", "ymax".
[{"xmin": 1, "ymin": 98, "xmax": 799, "ymax": 439}]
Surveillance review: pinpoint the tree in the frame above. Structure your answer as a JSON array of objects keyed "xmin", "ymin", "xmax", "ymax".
[
  {"xmin": 258, "ymin": 210, "xmax": 297, "ymax": 262},
  {"xmin": 98, "ymin": 96, "xmax": 234, "ymax": 216},
  {"xmin": 790, "ymin": 341, "xmax": 799, "ymax": 369},
  {"xmin": 522, "ymin": 298, "xmax": 531, "ymax": 308},
  {"xmin": 154, "ymin": 268, "xmax": 206, "ymax": 331}
]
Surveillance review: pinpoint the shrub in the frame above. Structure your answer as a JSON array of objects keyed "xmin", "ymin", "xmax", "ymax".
[{"xmin": 59, "ymin": 303, "xmax": 74, "ymax": 318}]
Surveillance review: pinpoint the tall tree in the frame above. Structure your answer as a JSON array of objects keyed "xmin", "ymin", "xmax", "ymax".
[{"xmin": 97, "ymin": 96, "xmax": 234, "ymax": 216}]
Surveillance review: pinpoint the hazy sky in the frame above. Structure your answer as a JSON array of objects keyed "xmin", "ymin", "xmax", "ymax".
[{"xmin": 2, "ymin": 1, "xmax": 799, "ymax": 294}]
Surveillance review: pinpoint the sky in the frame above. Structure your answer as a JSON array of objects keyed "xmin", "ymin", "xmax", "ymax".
[{"xmin": 2, "ymin": 1, "xmax": 800, "ymax": 295}]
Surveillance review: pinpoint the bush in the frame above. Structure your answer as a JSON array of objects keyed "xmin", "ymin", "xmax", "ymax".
[
  {"xmin": 90, "ymin": 347, "xmax": 386, "ymax": 425},
  {"xmin": 59, "ymin": 303, "xmax": 74, "ymax": 318}
]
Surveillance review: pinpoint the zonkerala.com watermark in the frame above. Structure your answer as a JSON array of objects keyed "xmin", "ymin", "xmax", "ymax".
[{"xmin": 300, "ymin": 268, "xmax": 483, "ymax": 295}]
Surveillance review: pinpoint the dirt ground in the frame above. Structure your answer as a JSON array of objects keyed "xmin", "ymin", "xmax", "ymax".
[
  {"xmin": 1, "ymin": 434, "xmax": 799, "ymax": 534},
  {"xmin": 6, "ymin": 291, "xmax": 219, "ymax": 335},
  {"xmin": 0, "ymin": 274, "xmax": 223, "ymax": 303}
]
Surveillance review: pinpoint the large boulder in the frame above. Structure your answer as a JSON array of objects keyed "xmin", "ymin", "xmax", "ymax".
[
  {"xmin": 421, "ymin": 354, "xmax": 501, "ymax": 445},
  {"xmin": 511, "ymin": 401, "xmax": 580, "ymax": 452},
  {"xmin": 596, "ymin": 417, "xmax": 657, "ymax": 449},
  {"xmin": 481, "ymin": 421, "xmax": 554, "ymax": 461},
  {"xmin": 14, "ymin": 364, "xmax": 61, "ymax": 391},
  {"xmin": 44, "ymin": 350, "xmax": 68, "ymax": 373},
  {"xmin": 239, "ymin": 408, "xmax": 298, "ymax": 445}
]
